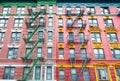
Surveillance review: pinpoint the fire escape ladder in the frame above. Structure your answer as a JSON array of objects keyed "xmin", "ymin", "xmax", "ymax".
[
  {"xmin": 76, "ymin": 59, "xmax": 88, "ymax": 81},
  {"xmin": 22, "ymin": 40, "xmax": 43, "ymax": 60},
  {"xmin": 28, "ymin": 25, "xmax": 40, "ymax": 42},
  {"xmin": 22, "ymin": 58, "xmax": 39, "ymax": 81}
]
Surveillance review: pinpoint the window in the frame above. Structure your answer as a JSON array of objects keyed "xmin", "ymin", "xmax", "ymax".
[
  {"xmin": 58, "ymin": 48, "xmax": 64, "ymax": 58},
  {"xmin": 48, "ymin": 31, "xmax": 52, "ymax": 41},
  {"xmin": 58, "ymin": 32, "xmax": 64, "ymax": 42},
  {"xmin": 97, "ymin": 68, "xmax": 109, "ymax": 80},
  {"xmin": 67, "ymin": 18, "xmax": 73, "ymax": 27},
  {"xmin": 58, "ymin": 7, "xmax": 62, "ymax": 14},
  {"xmin": 59, "ymin": 68, "xmax": 65, "ymax": 80},
  {"xmin": 28, "ymin": 31, "xmax": 32, "ymax": 41},
  {"xmin": 101, "ymin": 7, "xmax": 110, "ymax": 14},
  {"xmin": 39, "ymin": 17, "xmax": 45, "ymax": 27},
  {"xmin": 35, "ymin": 66, "xmax": 41, "ymax": 80},
  {"xmin": 47, "ymin": 47, "xmax": 52, "ymax": 58},
  {"xmin": 46, "ymin": 66, "xmax": 52, "ymax": 80},
  {"xmin": 58, "ymin": 18, "xmax": 63, "ymax": 26},
  {"xmin": 26, "ymin": 48, "xmax": 31, "ymax": 58},
  {"xmin": 89, "ymin": 19, "xmax": 98, "ymax": 27},
  {"xmin": 111, "ymin": 49, "xmax": 120, "ymax": 59},
  {"xmin": 91, "ymin": 33, "xmax": 101, "ymax": 42},
  {"xmin": 94, "ymin": 49, "xmax": 104, "ymax": 59},
  {"xmin": 0, "ymin": 32, "xmax": 5, "ymax": 41},
  {"xmin": 79, "ymin": 33, "xmax": 85, "ymax": 42},
  {"xmin": 66, "ymin": 7, "xmax": 71, "ymax": 15},
  {"xmin": 48, "ymin": 17, "xmax": 53, "ymax": 26},
  {"xmin": 49, "ymin": 6, "xmax": 53, "ymax": 13},
  {"xmin": 116, "ymin": 68, "xmax": 120, "ymax": 81},
  {"xmin": 38, "ymin": 31, "xmax": 43, "ymax": 39},
  {"xmin": 37, "ymin": 47, "xmax": 42, "ymax": 57},
  {"xmin": 104, "ymin": 19, "xmax": 113, "ymax": 27},
  {"xmin": 3, "ymin": 67, "xmax": 15, "ymax": 79},
  {"xmin": 23, "ymin": 67, "xmax": 31, "ymax": 80},
  {"xmin": 2, "ymin": 7, "xmax": 11, "ymax": 14},
  {"xmin": 69, "ymin": 49, "xmax": 75, "ymax": 59},
  {"xmin": 14, "ymin": 18, "xmax": 23, "ymax": 27},
  {"xmin": 71, "ymin": 68, "xmax": 77, "ymax": 81},
  {"xmin": 107, "ymin": 33, "xmax": 118, "ymax": 42},
  {"xmin": 78, "ymin": 19, "xmax": 83, "ymax": 27},
  {"xmin": 8, "ymin": 48, "xmax": 18, "ymax": 59},
  {"xmin": 16, "ymin": 7, "xmax": 25, "ymax": 14},
  {"xmin": 76, "ymin": 7, "xmax": 80, "ymax": 14},
  {"xmin": 68, "ymin": 32, "xmax": 74, "ymax": 42},
  {"xmin": 81, "ymin": 49, "xmax": 87, "ymax": 59},
  {"xmin": 87, "ymin": 7, "xmax": 95, "ymax": 14},
  {"xmin": 0, "ymin": 18, "xmax": 8, "ymax": 27},
  {"xmin": 83, "ymin": 68, "xmax": 90, "ymax": 81},
  {"xmin": 11, "ymin": 32, "xmax": 21, "ymax": 41}
]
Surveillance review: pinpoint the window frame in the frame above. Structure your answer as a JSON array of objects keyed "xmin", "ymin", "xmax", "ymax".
[
  {"xmin": 111, "ymin": 49, "xmax": 120, "ymax": 59},
  {"xmin": 7, "ymin": 48, "xmax": 18, "ymax": 59},
  {"xmin": 107, "ymin": 33, "xmax": 118, "ymax": 42},
  {"xmin": 91, "ymin": 33, "xmax": 101, "ymax": 42},
  {"xmin": 14, "ymin": 18, "xmax": 23, "ymax": 27},
  {"xmin": 3, "ymin": 67, "xmax": 15, "ymax": 79},
  {"xmin": 11, "ymin": 32, "xmax": 21, "ymax": 41},
  {"xmin": 94, "ymin": 49, "xmax": 105, "ymax": 59},
  {"xmin": 0, "ymin": 18, "xmax": 8, "ymax": 27},
  {"xmin": 89, "ymin": 19, "xmax": 98, "ymax": 27}
]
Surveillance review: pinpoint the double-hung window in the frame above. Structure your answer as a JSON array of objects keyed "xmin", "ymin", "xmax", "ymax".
[
  {"xmin": 48, "ymin": 17, "xmax": 53, "ymax": 26},
  {"xmin": 111, "ymin": 49, "xmax": 120, "ymax": 59},
  {"xmin": 94, "ymin": 49, "xmax": 104, "ymax": 59},
  {"xmin": 58, "ymin": 7, "xmax": 62, "ymax": 14},
  {"xmin": 35, "ymin": 66, "xmax": 41, "ymax": 80},
  {"xmin": 58, "ymin": 32, "xmax": 64, "ymax": 42},
  {"xmin": 81, "ymin": 49, "xmax": 87, "ymax": 59},
  {"xmin": 23, "ymin": 67, "xmax": 31, "ymax": 79},
  {"xmin": 37, "ymin": 47, "xmax": 42, "ymax": 57},
  {"xmin": 116, "ymin": 68, "xmax": 120, "ymax": 81},
  {"xmin": 3, "ymin": 67, "xmax": 15, "ymax": 79},
  {"xmin": 68, "ymin": 32, "xmax": 74, "ymax": 42},
  {"xmin": 38, "ymin": 31, "xmax": 43, "ymax": 40},
  {"xmin": 83, "ymin": 68, "xmax": 90, "ymax": 81},
  {"xmin": 79, "ymin": 33, "xmax": 85, "ymax": 42},
  {"xmin": 48, "ymin": 31, "xmax": 52, "ymax": 41},
  {"xmin": 71, "ymin": 68, "xmax": 77, "ymax": 81},
  {"xmin": 67, "ymin": 18, "xmax": 73, "ymax": 27},
  {"xmin": 91, "ymin": 33, "xmax": 101, "ymax": 42},
  {"xmin": 8, "ymin": 48, "xmax": 18, "ymax": 59},
  {"xmin": 59, "ymin": 68, "xmax": 65, "ymax": 80},
  {"xmin": 78, "ymin": 19, "xmax": 83, "ymax": 27},
  {"xmin": 107, "ymin": 33, "xmax": 118, "ymax": 42},
  {"xmin": 0, "ymin": 32, "xmax": 5, "ymax": 41},
  {"xmin": 0, "ymin": 18, "xmax": 8, "ymax": 27},
  {"xmin": 46, "ymin": 66, "xmax": 52, "ymax": 80},
  {"xmin": 58, "ymin": 18, "xmax": 63, "ymax": 26},
  {"xmin": 58, "ymin": 48, "xmax": 64, "ymax": 58},
  {"xmin": 47, "ymin": 47, "xmax": 52, "ymax": 58}
]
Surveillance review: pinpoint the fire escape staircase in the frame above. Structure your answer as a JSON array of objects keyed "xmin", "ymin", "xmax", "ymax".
[
  {"xmin": 67, "ymin": 7, "xmax": 91, "ymax": 81},
  {"xmin": 21, "ymin": 7, "xmax": 45, "ymax": 81}
]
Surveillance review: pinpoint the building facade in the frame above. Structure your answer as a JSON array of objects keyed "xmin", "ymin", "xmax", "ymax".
[{"xmin": 0, "ymin": 0, "xmax": 120, "ymax": 81}]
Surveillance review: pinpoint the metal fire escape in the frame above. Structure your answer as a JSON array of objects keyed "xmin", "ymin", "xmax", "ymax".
[
  {"xmin": 21, "ymin": 6, "xmax": 45, "ymax": 81},
  {"xmin": 66, "ymin": 7, "xmax": 91, "ymax": 81}
]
